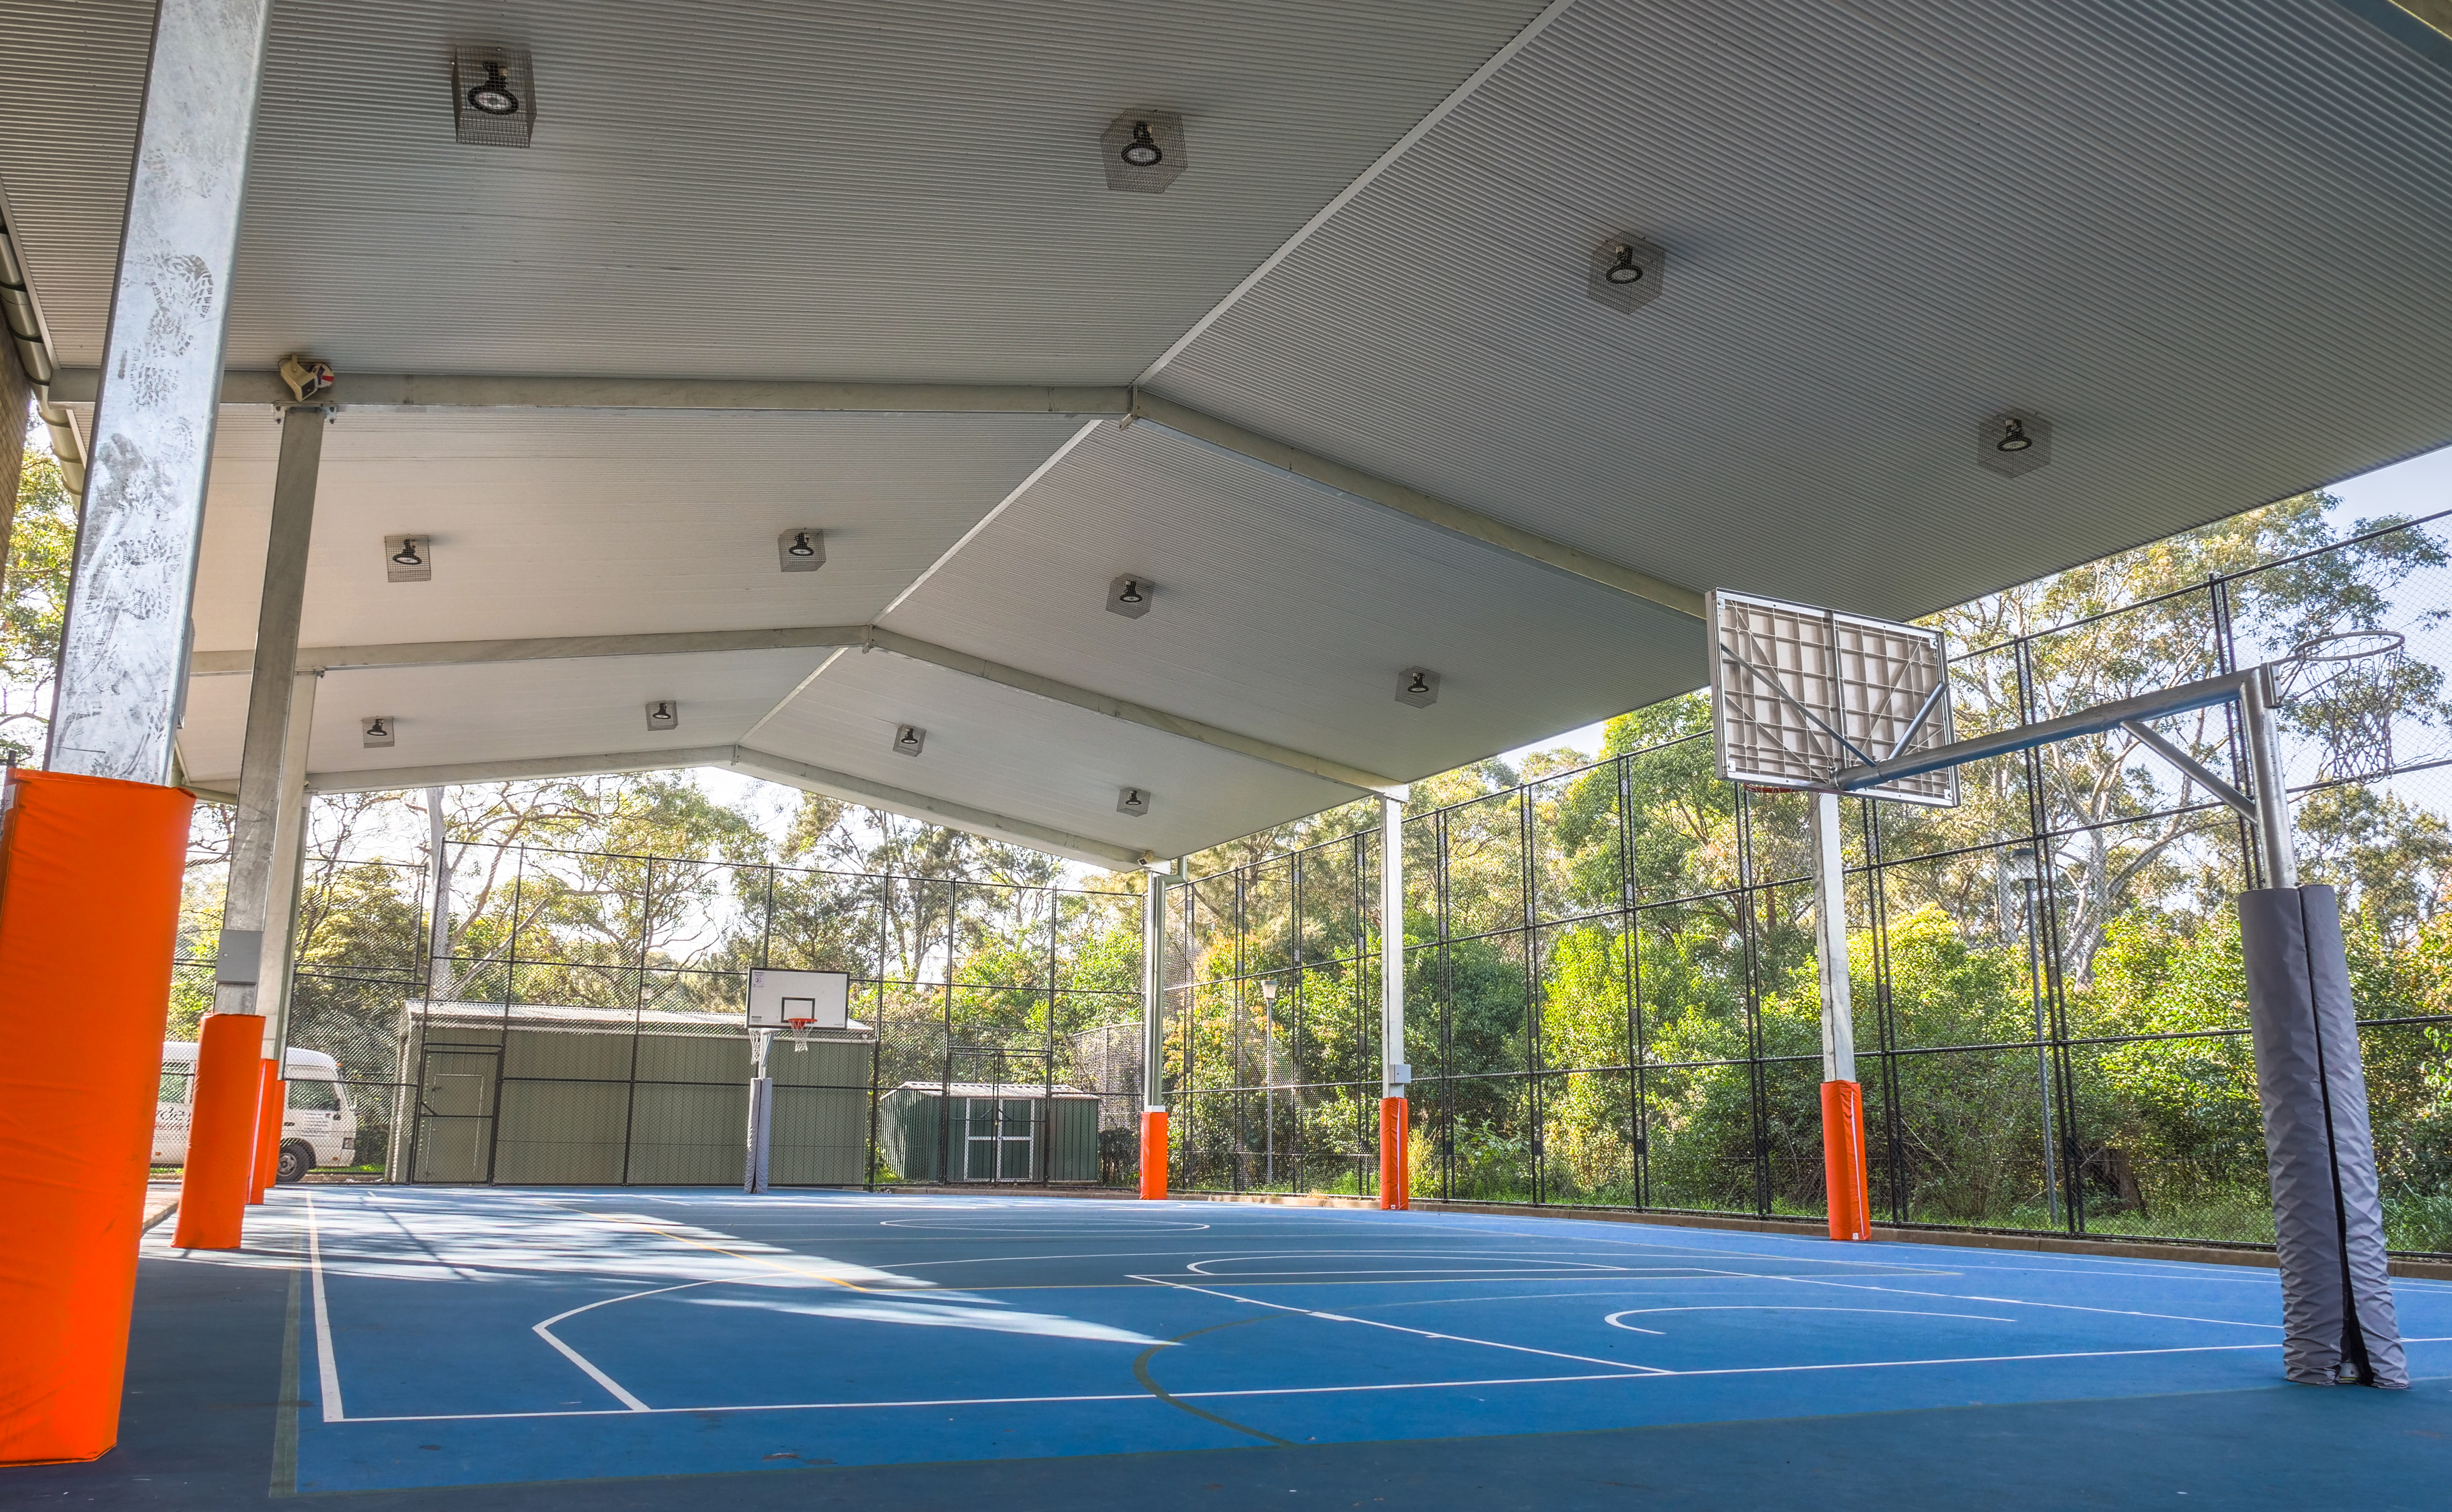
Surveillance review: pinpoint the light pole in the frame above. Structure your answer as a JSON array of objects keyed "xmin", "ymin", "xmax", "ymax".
[{"xmin": 2005, "ymin": 846, "xmax": 2059, "ymax": 1225}]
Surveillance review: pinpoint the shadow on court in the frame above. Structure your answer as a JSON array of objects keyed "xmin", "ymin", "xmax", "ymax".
[{"xmin": 1, "ymin": 1188, "xmax": 2445, "ymax": 1510}]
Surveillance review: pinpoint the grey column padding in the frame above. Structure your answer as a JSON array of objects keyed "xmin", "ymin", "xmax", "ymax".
[{"xmin": 2239, "ymin": 885, "xmax": 2407, "ymax": 1388}]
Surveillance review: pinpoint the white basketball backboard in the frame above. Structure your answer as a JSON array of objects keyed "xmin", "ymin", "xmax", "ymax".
[
  {"xmin": 747, "ymin": 969, "xmax": 850, "ymax": 1030},
  {"xmin": 1707, "ymin": 589, "xmax": 1958, "ymax": 807}
]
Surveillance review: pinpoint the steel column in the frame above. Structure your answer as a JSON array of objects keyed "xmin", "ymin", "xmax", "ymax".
[
  {"xmin": 1379, "ymin": 795, "xmax": 1408, "ymax": 1209},
  {"xmin": 2242, "ymin": 664, "xmax": 2300, "ymax": 888},
  {"xmin": 1139, "ymin": 864, "xmax": 1169, "ymax": 1198},
  {"xmin": 213, "ymin": 406, "xmax": 324, "ymax": 1025},
  {"xmin": 46, "ymin": 0, "xmax": 271, "ymax": 781},
  {"xmin": 258, "ymin": 669, "xmax": 318, "ymax": 1059}
]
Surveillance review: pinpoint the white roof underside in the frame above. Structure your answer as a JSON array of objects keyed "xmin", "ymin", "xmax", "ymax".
[{"xmin": 8, "ymin": 0, "xmax": 2452, "ymax": 864}]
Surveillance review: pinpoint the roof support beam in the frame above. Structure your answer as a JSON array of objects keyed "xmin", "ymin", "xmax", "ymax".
[
  {"xmin": 857, "ymin": 628, "xmax": 1407, "ymax": 798},
  {"xmin": 728, "ymin": 746, "xmax": 1149, "ymax": 870},
  {"xmin": 1126, "ymin": 391, "xmax": 1705, "ymax": 620},
  {"xmin": 191, "ymin": 624, "xmax": 1406, "ymax": 797},
  {"xmin": 305, "ymin": 746, "xmax": 737, "ymax": 794},
  {"xmin": 189, "ymin": 626, "xmax": 868, "ymax": 677},
  {"xmin": 49, "ymin": 367, "xmax": 1130, "ymax": 417}
]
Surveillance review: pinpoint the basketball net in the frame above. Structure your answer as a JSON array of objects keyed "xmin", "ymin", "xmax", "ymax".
[{"xmin": 788, "ymin": 1016, "xmax": 814, "ymax": 1052}]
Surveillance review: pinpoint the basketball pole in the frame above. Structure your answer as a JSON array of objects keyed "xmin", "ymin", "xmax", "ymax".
[
  {"xmin": 743, "ymin": 1027, "xmax": 775, "ymax": 1194},
  {"xmin": 1812, "ymin": 790, "xmax": 1871, "ymax": 1241}
]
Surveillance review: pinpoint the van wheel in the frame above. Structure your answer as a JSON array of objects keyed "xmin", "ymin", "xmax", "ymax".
[{"xmin": 276, "ymin": 1141, "xmax": 315, "ymax": 1184}]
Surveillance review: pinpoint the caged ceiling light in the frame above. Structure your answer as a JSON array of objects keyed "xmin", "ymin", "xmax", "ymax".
[
  {"xmin": 1977, "ymin": 411, "xmax": 2052, "ymax": 478},
  {"xmin": 777, "ymin": 528, "xmax": 826, "ymax": 573},
  {"xmin": 1102, "ymin": 112, "xmax": 1185, "ymax": 192},
  {"xmin": 1587, "ymin": 234, "xmax": 1665, "ymax": 312},
  {"xmin": 384, "ymin": 535, "xmax": 431, "ymax": 582},
  {"xmin": 466, "ymin": 62, "xmax": 519, "ymax": 116}
]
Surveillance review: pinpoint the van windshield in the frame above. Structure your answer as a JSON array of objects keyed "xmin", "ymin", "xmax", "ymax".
[
  {"xmin": 287, "ymin": 1078, "xmax": 341, "ymax": 1111},
  {"xmin": 159, "ymin": 1068, "xmax": 191, "ymax": 1103}
]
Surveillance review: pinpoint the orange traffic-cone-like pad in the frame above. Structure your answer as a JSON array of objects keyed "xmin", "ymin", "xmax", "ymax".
[
  {"xmin": 1379, "ymin": 1097, "xmax": 1410, "ymax": 1210},
  {"xmin": 0, "ymin": 769, "xmax": 194, "ymax": 1465},
  {"xmin": 250, "ymin": 1056, "xmax": 282, "ymax": 1204},
  {"xmin": 1138, "ymin": 1109, "xmax": 1168, "ymax": 1199},
  {"xmin": 174, "ymin": 1016, "xmax": 264, "ymax": 1249},
  {"xmin": 1822, "ymin": 1079, "xmax": 1872, "ymax": 1241}
]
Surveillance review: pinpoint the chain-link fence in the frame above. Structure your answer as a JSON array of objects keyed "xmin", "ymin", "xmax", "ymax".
[
  {"xmin": 1166, "ymin": 512, "xmax": 2452, "ymax": 1257},
  {"xmin": 165, "ymin": 848, "xmax": 1144, "ymax": 1190}
]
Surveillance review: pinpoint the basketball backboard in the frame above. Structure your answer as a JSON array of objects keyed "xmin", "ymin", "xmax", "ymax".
[
  {"xmin": 1707, "ymin": 589, "xmax": 1958, "ymax": 806},
  {"xmin": 747, "ymin": 969, "xmax": 851, "ymax": 1030}
]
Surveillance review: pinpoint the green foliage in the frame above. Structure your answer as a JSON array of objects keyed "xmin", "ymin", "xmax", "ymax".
[{"xmin": 1, "ymin": 444, "xmax": 73, "ymax": 763}]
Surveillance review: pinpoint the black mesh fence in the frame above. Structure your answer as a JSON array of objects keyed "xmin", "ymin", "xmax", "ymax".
[
  {"xmin": 1164, "ymin": 513, "xmax": 2452, "ymax": 1257},
  {"xmin": 164, "ymin": 848, "xmax": 1143, "ymax": 1191}
]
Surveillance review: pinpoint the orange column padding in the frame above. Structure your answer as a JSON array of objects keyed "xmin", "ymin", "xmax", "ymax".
[
  {"xmin": 0, "ymin": 769, "xmax": 194, "ymax": 1465},
  {"xmin": 1822, "ymin": 1079, "xmax": 1871, "ymax": 1241},
  {"xmin": 172, "ymin": 1016, "xmax": 262, "ymax": 1250},
  {"xmin": 249, "ymin": 1058, "xmax": 281, "ymax": 1203},
  {"xmin": 1138, "ymin": 1109, "xmax": 1168, "ymax": 1199},
  {"xmin": 1379, "ymin": 1096, "xmax": 1409, "ymax": 1210}
]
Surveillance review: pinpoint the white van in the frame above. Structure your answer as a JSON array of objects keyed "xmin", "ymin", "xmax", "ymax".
[{"xmin": 155, "ymin": 1042, "xmax": 359, "ymax": 1183}]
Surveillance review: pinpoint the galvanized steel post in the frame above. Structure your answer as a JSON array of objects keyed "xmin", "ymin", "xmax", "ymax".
[
  {"xmin": 1380, "ymin": 795, "xmax": 1408, "ymax": 1208},
  {"xmin": 46, "ymin": 0, "xmax": 273, "ymax": 782}
]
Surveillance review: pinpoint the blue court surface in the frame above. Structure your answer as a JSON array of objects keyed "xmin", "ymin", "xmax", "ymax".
[{"xmin": 170, "ymin": 1186, "xmax": 2452, "ymax": 1497}]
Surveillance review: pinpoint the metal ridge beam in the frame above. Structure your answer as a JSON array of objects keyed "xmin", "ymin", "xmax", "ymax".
[
  {"xmin": 303, "ymin": 745, "xmax": 735, "ymax": 794},
  {"xmin": 1127, "ymin": 390, "xmax": 1706, "ymax": 621},
  {"xmin": 190, "ymin": 626, "xmax": 869, "ymax": 676},
  {"xmin": 858, "ymin": 627, "xmax": 1408, "ymax": 798},
  {"xmin": 191, "ymin": 624, "xmax": 1405, "ymax": 797},
  {"xmin": 728, "ymin": 746, "xmax": 1150, "ymax": 870},
  {"xmin": 49, "ymin": 367, "xmax": 1130, "ymax": 417}
]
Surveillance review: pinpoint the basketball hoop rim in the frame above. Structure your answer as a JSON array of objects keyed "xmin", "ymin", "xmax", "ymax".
[{"xmin": 2286, "ymin": 629, "xmax": 2404, "ymax": 665}]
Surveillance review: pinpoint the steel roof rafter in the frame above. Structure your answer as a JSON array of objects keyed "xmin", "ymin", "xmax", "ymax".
[{"xmin": 188, "ymin": 623, "xmax": 1405, "ymax": 798}]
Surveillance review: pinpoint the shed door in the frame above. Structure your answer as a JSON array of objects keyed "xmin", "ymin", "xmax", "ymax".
[{"xmin": 413, "ymin": 1048, "xmax": 500, "ymax": 1182}]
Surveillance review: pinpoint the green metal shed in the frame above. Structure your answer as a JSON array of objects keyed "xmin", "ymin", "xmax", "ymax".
[{"xmin": 876, "ymin": 1081, "xmax": 1101, "ymax": 1184}]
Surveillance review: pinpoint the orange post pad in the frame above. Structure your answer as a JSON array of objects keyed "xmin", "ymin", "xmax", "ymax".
[
  {"xmin": 250, "ymin": 1056, "xmax": 281, "ymax": 1203},
  {"xmin": 173, "ymin": 1016, "xmax": 264, "ymax": 1249},
  {"xmin": 1379, "ymin": 1096, "xmax": 1409, "ymax": 1210},
  {"xmin": 1821, "ymin": 1079, "xmax": 1872, "ymax": 1241},
  {"xmin": 0, "ymin": 770, "xmax": 194, "ymax": 1465},
  {"xmin": 1138, "ymin": 1109, "xmax": 1168, "ymax": 1199}
]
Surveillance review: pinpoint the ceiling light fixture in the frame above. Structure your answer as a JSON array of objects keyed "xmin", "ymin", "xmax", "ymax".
[
  {"xmin": 1102, "ymin": 112, "xmax": 1185, "ymax": 193},
  {"xmin": 1978, "ymin": 411, "xmax": 2052, "ymax": 478},
  {"xmin": 467, "ymin": 62, "xmax": 519, "ymax": 117},
  {"xmin": 1586, "ymin": 234, "xmax": 1666, "ymax": 312},
  {"xmin": 894, "ymin": 725, "xmax": 926, "ymax": 756},
  {"xmin": 645, "ymin": 701, "xmax": 679, "ymax": 732},
  {"xmin": 777, "ymin": 528, "xmax": 826, "ymax": 572},
  {"xmin": 385, "ymin": 535, "xmax": 431, "ymax": 582},
  {"xmin": 1107, "ymin": 574, "xmax": 1154, "ymax": 619},
  {"xmin": 1396, "ymin": 667, "xmax": 1441, "ymax": 708},
  {"xmin": 361, "ymin": 717, "xmax": 395, "ymax": 749},
  {"xmin": 1117, "ymin": 786, "xmax": 1152, "ymax": 817}
]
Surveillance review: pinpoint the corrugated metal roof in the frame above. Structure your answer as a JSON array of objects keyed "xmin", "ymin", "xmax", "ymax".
[
  {"xmin": 12, "ymin": 0, "xmax": 2452, "ymax": 860},
  {"xmin": 1148, "ymin": 0, "xmax": 2452, "ymax": 620},
  {"xmin": 2, "ymin": 0, "xmax": 1549, "ymax": 380}
]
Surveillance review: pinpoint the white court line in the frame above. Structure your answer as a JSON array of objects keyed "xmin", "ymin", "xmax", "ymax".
[
  {"xmin": 531, "ymin": 1284, "xmax": 716, "ymax": 1412},
  {"xmin": 305, "ymin": 1193, "xmax": 345, "ymax": 1423},
  {"xmin": 1129, "ymin": 1274, "xmax": 1674, "ymax": 1375},
  {"xmin": 1759, "ymin": 1274, "xmax": 2284, "ymax": 1331},
  {"xmin": 319, "ymin": 1340, "xmax": 2452, "ymax": 1427}
]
